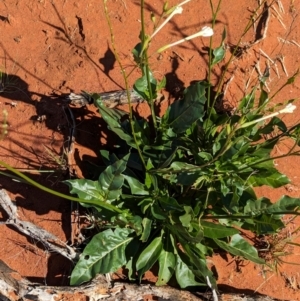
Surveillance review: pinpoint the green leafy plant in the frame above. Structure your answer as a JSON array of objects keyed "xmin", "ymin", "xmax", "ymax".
[
  {"xmin": 0, "ymin": 0, "xmax": 300, "ymax": 292},
  {"xmin": 62, "ymin": 0, "xmax": 300, "ymax": 289}
]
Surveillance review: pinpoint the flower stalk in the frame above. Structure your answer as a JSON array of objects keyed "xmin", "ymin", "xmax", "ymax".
[
  {"xmin": 157, "ymin": 26, "xmax": 214, "ymax": 52},
  {"xmin": 239, "ymin": 104, "xmax": 297, "ymax": 129}
]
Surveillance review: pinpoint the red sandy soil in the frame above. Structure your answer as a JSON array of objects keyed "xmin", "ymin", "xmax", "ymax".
[{"xmin": 0, "ymin": 0, "xmax": 300, "ymax": 300}]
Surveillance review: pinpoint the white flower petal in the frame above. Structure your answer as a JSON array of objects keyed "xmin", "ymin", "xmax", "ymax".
[
  {"xmin": 199, "ymin": 26, "xmax": 214, "ymax": 37},
  {"xmin": 280, "ymin": 103, "xmax": 297, "ymax": 114}
]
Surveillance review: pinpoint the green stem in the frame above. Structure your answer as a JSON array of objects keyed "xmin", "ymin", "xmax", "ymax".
[
  {"xmin": 202, "ymin": 212, "xmax": 300, "ymax": 219},
  {"xmin": 0, "ymin": 160, "xmax": 122, "ymax": 213},
  {"xmin": 207, "ymin": 0, "xmax": 222, "ymax": 108},
  {"xmin": 214, "ymin": 0, "xmax": 271, "ymax": 101},
  {"xmin": 103, "ymin": 0, "xmax": 146, "ymax": 169},
  {"xmin": 269, "ymin": 69, "xmax": 300, "ymax": 101},
  {"xmin": 140, "ymin": 0, "xmax": 158, "ymax": 131}
]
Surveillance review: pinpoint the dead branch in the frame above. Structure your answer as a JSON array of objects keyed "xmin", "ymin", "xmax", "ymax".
[
  {"xmin": 0, "ymin": 189, "xmax": 78, "ymax": 261},
  {"xmin": 0, "ymin": 189, "xmax": 295, "ymax": 301}
]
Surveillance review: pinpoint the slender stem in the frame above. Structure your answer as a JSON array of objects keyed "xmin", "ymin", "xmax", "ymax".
[
  {"xmin": 214, "ymin": 0, "xmax": 270, "ymax": 101},
  {"xmin": 0, "ymin": 160, "xmax": 122, "ymax": 213},
  {"xmin": 141, "ymin": 0, "xmax": 157, "ymax": 131},
  {"xmin": 103, "ymin": 0, "xmax": 146, "ymax": 169},
  {"xmin": 202, "ymin": 211, "xmax": 300, "ymax": 219},
  {"xmin": 207, "ymin": 0, "xmax": 222, "ymax": 108},
  {"xmin": 269, "ymin": 69, "xmax": 300, "ymax": 101}
]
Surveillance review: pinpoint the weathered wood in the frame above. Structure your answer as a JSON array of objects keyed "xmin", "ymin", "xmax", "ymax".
[
  {"xmin": 0, "ymin": 262, "xmax": 294, "ymax": 301},
  {"xmin": 0, "ymin": 260, "xmax": 293, "ymax": 301},
  {"xmin": 0, "ymin": 189, "xmax": 295, "ymax": 301}
]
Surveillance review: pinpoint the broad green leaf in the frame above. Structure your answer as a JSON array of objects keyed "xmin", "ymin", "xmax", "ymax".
[
  {"xmin": 151, "ymin": 203, "xmax": 167, "ymax": 220},
  {"xmin": 252, "ymin": 214, "xmax": 284, "ymax": 234},
  {"xmin": 180, "ymin": 243, "xmax": 217, "ymax": 289},
  {"xmin": 132, "ymin": 43, "xmax": 142, "ymax": 64},
  {"xmin": 212, "ymin": 45, "xmax": 225, "ymax": 65},
  {"xmin": 128, "ymin": 215, "xmax": 143, "ymax": 235},
  {"xmin": 265, "ymin": 195, "xmax": 300, "ymax": 214},
  {"xmin": 65, "ymin": 178, "xmax": 105, "ymax": 202},
  {"xmin": 172, "ymin": 222, "xmax": 204, "ymax": 243},
  {"xmin": 175, "ymin": 249, "xmax": 206, "ymax": 288},
  {"xmin": 99, "ymin": 154, "xmax": 129, "ymax": 202},
  {"xmin": 70, "ymin": 228, "xmax": 135, "ymax": 285},
  {"xmin": 136, "ymin": 235, "xmax": 163, "ymax": 280},
  {"xmin": 162, "ymin": 81, "xmax": 207, "ymax": 133},
  {"xmin": 212, "ymin": 27, "xmax": 226, "ymax": 65},
  {"xmin": 258, "ymin": 116, "xmax": 287, "ymax": 134},
  {"xmin": 170, "ymin": 161, "xmax": 198, "ymax": 171},
  {"xmin": 94, "ymin": 98, "xmax": 136, "ymax": 148},
  {"xmin": 141, "ymin": 217, "xmax": 153, "ymax": 242},
  {"xmin": 244, "ymin": 197, "xmax": 272, "ymax": 215},
  {"xmin": 99, "ymin": 150, "xmax": 111, "ymax": 166},
  {"xmin": 125, "ymin": 237, "xmax": 142, "ymax": 281},
  {"xmin": 123, "ymin": 175, "xmax": 149, "ymax": 195},
  {"xmin": 248, "ymin": 168, "xmax": 290, "ymax": 188},
  {"xmin": 213, "ymin": 234, "xmax": 265, "ymax": 264},
  {"xmin": 133, "ymin": 69, "xmax": 157, "ymax": 101},
  {"xmin": 132, "ymin": 118, "xmax": 150, "ymax": 146},
  {"xmin": 158, "ymin": 196, "xmax": 183, "ymax": 212},
  {"xmin": 65, "ymin": 179, "xmax": 121, "ymax": 212},
  {"xmin": 157, "ymin": 233, "xmax": 176, "ymax": 286},
  {"xmin": 179, "ymin": 206, "xmax": 194, "ymax": 229},
  {"xmin": 202, "ymin": 221, "xmax": 239, "ymax": 238},
  {"xmin": 138, "ymin": 197, "xmax": 153, "ymax": 214}
]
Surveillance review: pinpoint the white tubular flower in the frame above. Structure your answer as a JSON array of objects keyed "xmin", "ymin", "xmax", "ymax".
[
  {"xmin": 279, "ymin": 103, "xmax": 297, "ymax": 114},
  {"xmin": 150, "ymin": 0, "xmax": 192, "ymax": 40},
  {"xmin": 197, "ymin": 26, "xmax": 214, "ymax": 37},
  {"xmin": 240, "ymin": 103, "xmax": 297, "ymax": 129},
  {"xmin": 157, "ymin": 26, "xmax": 214, "ymax": 53},
  {"xmin": 151, "ymin": 6, "xmax": 183, "ymax": 39}
]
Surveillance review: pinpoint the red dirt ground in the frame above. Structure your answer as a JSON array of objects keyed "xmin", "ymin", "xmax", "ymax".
[{"xmin": 1, "ymin": 0, "xmax": 300, "ymax": 300}]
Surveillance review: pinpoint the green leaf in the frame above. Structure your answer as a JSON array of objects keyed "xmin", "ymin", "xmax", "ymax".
[
  {"xmin": 175, "ymin": 251, "xmax": 206, "ymax": 288},
  {"xmin": 258, "ymin": 116, "xmax": 287, "ymax": 134},
  {"xmin": 252, "ymin": 214, "xmax": 284, "ymax": 234},
  {"xmin": 123, "ymin": 175, "xmax": 149, "ymax": 195},
  {"xmin": 162, "ymin": 81, "xmax": 207, "ymax": 133},
  {"xmin": 248, "ymin": 168, "xmax": 290, "ymax": 188},
  {"xmin": 151, "ymin": 203, "xmax": 167, "ymax": 220},
  {"xmin": 212, "ymin": 27, "xmax": 226, "ymax": 65},
  {"xmin": 131, "ymin": 118, "xmax": 150, "ymax": 147},
  {"xmin": 180, "ymin": 243, "xmax": 217, "ymax": 288},
  {"xmin": 202, "ymin": 221, "xmax": 239, "ymax": 238},
  {"xmin": 99, "ymin": 154, "xmax": 129, "ymax": 202},
  {"xmin": 99, "ymin": 150, "xmax": 111, "ymax": 166},
  {"xmin": 212, "ymin": 45, "xmax": 225, "ymax": 65},
  {"xmin": 157, "ymin": 76, "xmax": 166, "ymax": 90},
  {"xmin": 65, "ymin": 179, "xmax": 121, "ymax": 212},
  {"xmin": 132, "ymin": 43, "xmax": 142, "ymax": 64},
  {"xmin": 157, "ymin": 233, "xmax": 176, "ymax": 286},
  {"xmin": 179, "ymin": 206, "xmax": 193, "ymax": 228},
  {"xmin": 265, "ymin": 195, "xmax": 300, "ymax": 214},
  {"xmin": 213, "ymin": 234, "xmax": 265, "ymax": 264},
  {"xmin": 133, "ymin": 68, "xmax": 157, "ymax": 101},
  {"xmin": 238, "ymin": 88, "xmax": 256, "ymax": 112},
  {"xmin": 136, "ymin": 235, "xmax": 163, "ymax": 280},
  {"xmin": 66, "ymin": 178, "xmax": 105, "ymax": 202},
  {"xmin": 158, "ymin": 196, "xmax": 183, "ymax": 212},
  {"xmin": 70, "ymin": 228, "xmax": 135, "ymax": 285},
  {"xmin": 141, "ymin": 217, "xmax": 153, "ymax": 242},
  {"xmin": 125, "ymin": 237, "xmax": 142, "ymax": 281},
  {"xmin": 94, "ymin": 98, "xmax": 136, "ymax": 148}
]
